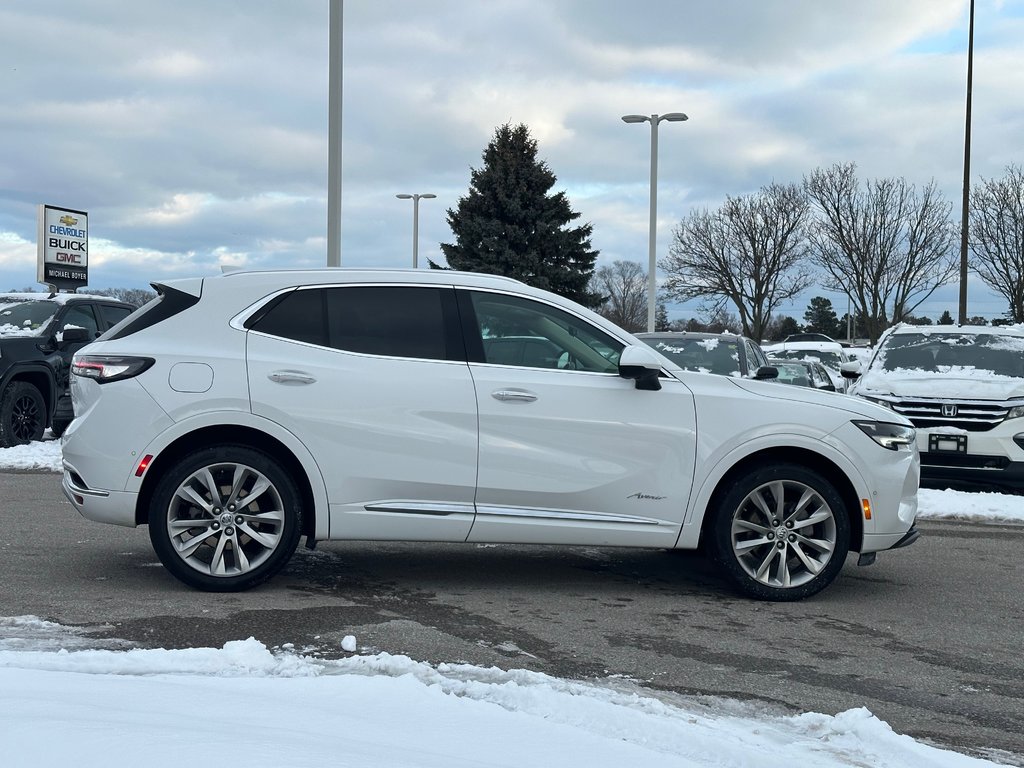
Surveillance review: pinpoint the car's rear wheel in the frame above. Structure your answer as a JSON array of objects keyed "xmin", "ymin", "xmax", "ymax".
[
  {"xmin": 709, "ymin": 463, "xmax": 850, "ymax": 601},
  {"xmin": 148, "ymin": 445, "xmax": 303, "ymax": 591},
  {"xmin": 0, "ymin": 381, "xmax": 46, "ymax": 447}
]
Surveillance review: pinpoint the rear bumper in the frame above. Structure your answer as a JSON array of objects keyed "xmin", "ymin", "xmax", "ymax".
[{"xmin": 62, "ymin": 462, "xmax": 138, "ymax": 528}]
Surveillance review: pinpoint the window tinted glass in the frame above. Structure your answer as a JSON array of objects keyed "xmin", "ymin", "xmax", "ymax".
[
  {"xmin": 469, "ymin": 291, "xmax": 622, "ymax": 372},
  {"xmin": 0, "ymin": 299, "xmax": 58, "ymax": 335},
  {"xmin": 250, "ymin": 289, "xmax": 327, "ymax": 346},
  {"xmin": 62, "ymin": 304, "xmax": 100, "ymax": 336},
  {"xmin": 99, "ymin": 304, "xmax": 132, "ymax": 328},
  {"xmin": 324, "ymin": 286, "xmax": 450, "ymax": 360},
  {"xmin": 641, "ymin": 336, "xmax": 741, "ymax": 377}
]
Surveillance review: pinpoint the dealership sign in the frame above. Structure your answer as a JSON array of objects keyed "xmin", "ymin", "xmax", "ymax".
[{"xmin": 37, "ymin": 204, "xmax": 89, "ymax": 290}]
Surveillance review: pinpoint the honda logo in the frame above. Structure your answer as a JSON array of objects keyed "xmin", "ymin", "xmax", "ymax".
[{"xmin": 941, "ymin": 404, "xmax": 959, "ymax": 418}]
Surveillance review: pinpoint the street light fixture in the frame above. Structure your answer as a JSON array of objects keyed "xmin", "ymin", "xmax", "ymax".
[
  {"xmin": 621, "ymin": 112, "xmax": 688, "ymax": 332},
  {"xmin": 395, "ymin": 193, "xmax": 436, "ymax": 268}
]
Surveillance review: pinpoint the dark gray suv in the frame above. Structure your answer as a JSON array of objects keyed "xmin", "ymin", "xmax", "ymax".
[{"xmin": 0, "ymin": 292, "xmax": 133, "ymax": 447}]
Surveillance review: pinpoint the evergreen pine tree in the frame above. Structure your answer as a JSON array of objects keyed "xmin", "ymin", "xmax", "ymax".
[{"xmin": 440, "ymin": 123, "xmax": 601, "ymax": 307}]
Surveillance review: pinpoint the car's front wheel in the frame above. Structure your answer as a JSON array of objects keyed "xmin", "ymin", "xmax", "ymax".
[
  {"xmin": 709, "ymin": 463, "xmax": 850, "ymax": 601},
  {"xmin": 0, "ymin": 381, "xmax": 46, "ymax": 447},
  {"xmin": 148, "ymin": 445, "xmax": 303, "ymax": 591}
]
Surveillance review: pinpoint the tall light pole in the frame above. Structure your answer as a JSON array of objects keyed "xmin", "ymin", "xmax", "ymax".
[
  {"xmin": 396, "ymin": 193, "xmax": 436, "ymax": 268},
  {"xmin": 958, "ymin": 0, "xmax": 975, "ymax": 324},
  {"xmin": 622, "ymin": 112, "xmax": 688, "ymax": 332},
  {"xmin": 327, "ymin": 0, "xmax": 342, "ymax": 267}
]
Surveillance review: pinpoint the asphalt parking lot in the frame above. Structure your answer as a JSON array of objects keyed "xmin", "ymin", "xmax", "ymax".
[{"xmin": 2, "ymin": 469, "xmax": 1023, "ymax": 764}]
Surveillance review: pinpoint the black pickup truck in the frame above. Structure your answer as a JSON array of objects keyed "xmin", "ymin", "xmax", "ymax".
[{"xmin": 0, "ymin": 292, "xmax": 134, "ymax": 447}]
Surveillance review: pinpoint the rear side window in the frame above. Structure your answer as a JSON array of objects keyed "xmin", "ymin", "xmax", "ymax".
[
  {"xmin": 250, "ymin": 285, "xmax": 460, "ymax": 362},
  {"xmin": 102, "ymin": 285, "xmax": 200, "ymax": 340},
  {"xmin": 99, "ymin": 304, "xmax": 132, "ymax": 328},
  {"xmin": 324, "ymin": 286, "xmax": 455, "ymax": 360},
  {"xmin": 249, "ymin": 289, "xmax": 327, "ymax": 347}
]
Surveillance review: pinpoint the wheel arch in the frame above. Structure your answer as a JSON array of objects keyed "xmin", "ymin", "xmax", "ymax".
[
  {"xmin": 134, "ymin": 424, "xmax": 317, "ymax": 540},
  {"xmin": 0, "ymin": 365, "xmax": 58, "ymax": 424},
  {"xmin": 695, "ymin": 446, "xmax": 863, "ymax": 553}
]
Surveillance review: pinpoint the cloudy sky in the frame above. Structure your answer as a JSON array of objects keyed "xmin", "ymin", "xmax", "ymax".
[{"xmin": 1, "ymin": 0, "xmax": 1021, "ymax": 321}]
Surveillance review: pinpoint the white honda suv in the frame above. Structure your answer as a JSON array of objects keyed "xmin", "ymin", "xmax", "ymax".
[{"xmin": 61, "ymin": 269, "xmax": 920, "ymax": 600}]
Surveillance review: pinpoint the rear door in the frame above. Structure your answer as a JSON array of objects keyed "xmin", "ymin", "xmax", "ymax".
[{"xmin": 246, "ymin": 284, "xmax": 479, "ymax": 541}]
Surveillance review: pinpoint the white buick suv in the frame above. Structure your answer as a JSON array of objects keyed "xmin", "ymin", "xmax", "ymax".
[{"xmin": 61, "ymin": 269, "xmax": 920, "ymax": 600}]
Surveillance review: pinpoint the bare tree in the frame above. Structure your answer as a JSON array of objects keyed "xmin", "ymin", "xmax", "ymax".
[
  {"xmin": 970, "ymin": 165, "xmax": 1024, "ymax": 322},
  {"xmin": 89, "ymin": 287, "xmax": 157, "ymax": 308},
  {"xmin": 660, "ymin": 182, "xmax": 813, "ymax": 342},
  {"xmin": 590, "ymin": 260, "xmax": 647, "ymax": 332},
  {"xmin": 805, "ymin": 163, "xmax": 957, "ymax": 343}
]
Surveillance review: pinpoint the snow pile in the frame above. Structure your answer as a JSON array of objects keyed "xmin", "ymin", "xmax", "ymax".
[{"xmin": 0, "ymin": 633, "xmax": 999, "ymax": 768}]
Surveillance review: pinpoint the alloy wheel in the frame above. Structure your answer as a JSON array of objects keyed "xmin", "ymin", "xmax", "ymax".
[
  {"xmin": 165, "ymin": 461, "xmax": 286, "ymax": 577},
  {"xmin": 729, "ymin": 479, "xmax": 838, "ymax": 589}
]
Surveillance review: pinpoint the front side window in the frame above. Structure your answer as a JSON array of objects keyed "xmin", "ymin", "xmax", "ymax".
[
  {"xmin": 744, "ymin": 340, "xmax": 768, "ymax": 372},
  {"xmin": 61, "ymin": 304, "xmax": 100, "ymax": 337},
  {"xmin": 467, "ymin": 291, "xmax": 622, "ymax": 372}
]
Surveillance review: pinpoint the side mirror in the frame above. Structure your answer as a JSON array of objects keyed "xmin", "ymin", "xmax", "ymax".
[
  {"xmin": 618, "ymin": 344, "xmax": 662, "ymax": 391},
  {"xmin": 753, "ymin": 365, "xmax": 778, "ymax": 380},
  {"xmin": 840, "ymin": 361, "xmax": 862, "ymax": 380},
  {"xmin": 58, "ymin": 326, "xmax": 91, "ymax": 345}
]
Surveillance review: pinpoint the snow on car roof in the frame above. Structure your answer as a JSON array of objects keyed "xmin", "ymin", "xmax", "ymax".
[{"xmin": 0, "ymin": 291, "xmax": 111, "ymax": 304}]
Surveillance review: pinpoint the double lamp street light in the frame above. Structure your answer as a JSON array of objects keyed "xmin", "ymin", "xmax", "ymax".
[
  {"xmin": 395, "ymin": 192, "xmax": 436, "ymax": 268},
  {"xmin": 621, "ymin": 112, "xmax": 688, "ymax": 333}
]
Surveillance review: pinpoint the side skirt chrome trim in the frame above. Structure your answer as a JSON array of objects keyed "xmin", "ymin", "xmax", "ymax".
[
  {"xmin": 363, "ymin": 502, "xmax": 665, "ymax": 527},
  {"xmin": 474, "ymin": 505, "xmax": 663, "ymax": 526},
  {"xmin": 363, "ymin": 501, "xmax": 475, "ymax": 517}
]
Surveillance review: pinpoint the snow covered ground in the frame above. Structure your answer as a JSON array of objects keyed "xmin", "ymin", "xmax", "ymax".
[{"xmin": 1, "ymin": 439, "xmax": 1021, "ymax": 767}]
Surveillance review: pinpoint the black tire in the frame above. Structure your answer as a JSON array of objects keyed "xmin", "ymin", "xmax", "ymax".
[
  {"xmin": 148, "ymin": 445, "xmax": 303, "ymax": 592},
  {"xmin": 0, "ymin": 381, "xmax": 46, "ymax": 448},
  {"xmin": 709, "ymin": 463, "xmax": 850, "ymax": 601},
  {"xmin": 50, "ymin": 418, "xmax": 72, "ymax": 438}
]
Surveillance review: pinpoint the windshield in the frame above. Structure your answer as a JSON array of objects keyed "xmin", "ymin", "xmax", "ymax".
[
  {"xmin": 772, "ymin": 349, "xmax": 844, "ymax": 369},
  {"xmin": 0, "ymin": 299, "xmax": 58, "ymax": 337},
  {"xmin": 644, "ymin": 337, "xmax": 742, "ymax": 377},
  {"xmin": 875, "ymin": 332, "xmax": 1024, "ymax": 378}
]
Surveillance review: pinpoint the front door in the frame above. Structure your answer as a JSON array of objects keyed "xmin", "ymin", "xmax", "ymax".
[{"xmin": 459, "ymin": 289, "xmax": 697, "ymax": 547}]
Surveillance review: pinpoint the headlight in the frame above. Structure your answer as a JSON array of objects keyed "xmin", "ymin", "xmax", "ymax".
[
  {"xmin": 862, "ymin": 396, "xmax": 893, "ymax": 410},
  {"xmin": 853, "ymin": 420, "xmax": 916, "ymax": 451},
  {"xmin": 1007, "ymin": 405, "xmax": 1024, "ymax": 419}
]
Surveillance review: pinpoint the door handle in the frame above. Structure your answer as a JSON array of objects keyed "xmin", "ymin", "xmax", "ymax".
[
  {"xmin": 492, "ymin": 388, "xmax": 537, "ymax": 403},
  {"xmin": 268, "ymin": 370, "xmax": 317, "ymax": 385}
]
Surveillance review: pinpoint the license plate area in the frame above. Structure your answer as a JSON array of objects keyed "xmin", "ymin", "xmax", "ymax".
[{"xmin": 928, "ymin": 433, "xmax": 968, "ymax": 453}]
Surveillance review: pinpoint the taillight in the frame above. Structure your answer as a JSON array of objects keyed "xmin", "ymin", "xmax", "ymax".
[{"xmin": 71, "ymin": 355, "xmax": 154, "ymax": 383}]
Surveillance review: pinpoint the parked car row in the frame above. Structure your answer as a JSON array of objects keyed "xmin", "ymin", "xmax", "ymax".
[{"xmin": 59, "ymin": 270, "xmax": 920, "ymax": 600}]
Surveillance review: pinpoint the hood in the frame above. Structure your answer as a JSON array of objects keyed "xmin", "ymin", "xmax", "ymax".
[
  {"xmin": 727, "ymin": 377, "xmax": 909, "ymax": 423},
  {"xmin": 857, "ymin": 370, "xmax": 1024, "ymax": 401}
]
